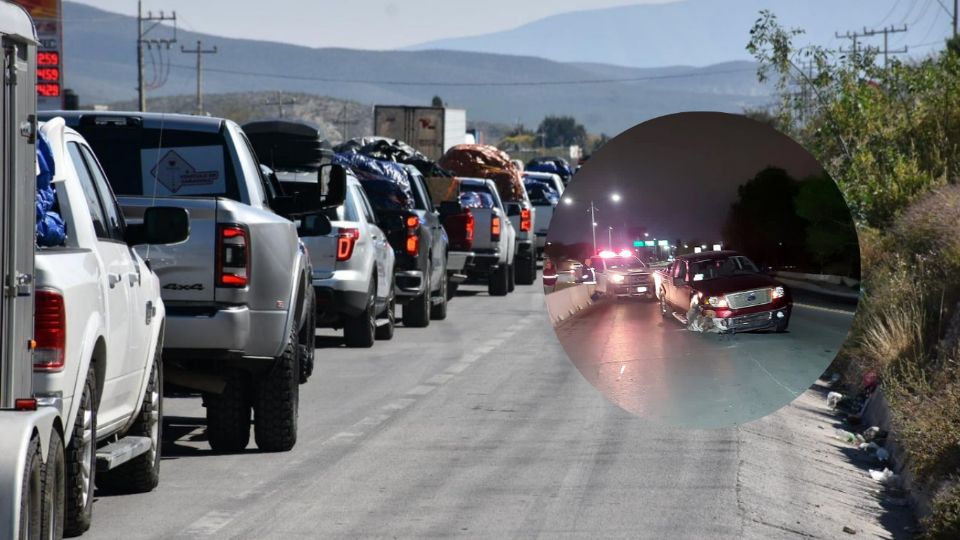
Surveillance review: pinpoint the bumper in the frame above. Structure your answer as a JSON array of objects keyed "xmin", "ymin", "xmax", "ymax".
[
  {"xmin": 516, "ymin": 240, "xmax": 534, "ymax": 259},
  {"xmin": 709, "ymin": 305, "xmax": 791, "ymax": 333},
  {"xmin": 164, "ymin": 306, "xmax": 287, "ymax": 358},
  {"xmin": 535, "ymin": 232, "xmax": 547, "ymax": 250},
  {"xmin": 468, "ymin": 249, "xmax": 503, "ymax": 274},
  {"xmin": 395, "ymin": 270, "xmax": 426, "ymax": 297},
  {"xmin": 446, "ymin": 250, "xmax": 474, "ymax": 274},
  {"xmin": 610, "ymin": 283, "xmax": 653, "ymax": 297},
  {"xmin": 313, "ymin": 268, "xmax": 373, "ymax": 320}
]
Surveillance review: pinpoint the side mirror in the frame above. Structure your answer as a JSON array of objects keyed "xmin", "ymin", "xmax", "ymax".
[
  {"xmin": 272, "ymin": 164, "xmax": 348, "ymax": 218},
  {"xmin": 320, "ymin": 164, "xmax": 347, "ymax": 208},
  {"xmin": 506, "ymin": 204, "xmax": 521, "ymax": 217},
  {"xmin": 126, "ymin": 206, "xmax": 190, "ymax": 245},
  {"xmin": 298, "ymin": 213, "xmax": 332, "ymax": 237}
]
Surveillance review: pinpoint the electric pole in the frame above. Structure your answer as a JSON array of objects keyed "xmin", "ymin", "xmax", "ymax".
[
  {"xmin": 862, "ymin": 25, "xmax": 908, "ymax": 67},
  {"xmin": 265, "ymin": 93, "xmax": 297, "ymax": 118},
  {"xmin": 835, "ymin": 28, "xmax": 873, "ymax": 60},
  {"xmin": 137, "ymin": 1, "xmax": 177, "ymax": 112},
  {"xmin": 588, "ymin": 201, "xmax": 599, "ymax": 253},
  {"xmin": 180, "ymin": 40, "xmax": 217, "ymax": 115}
]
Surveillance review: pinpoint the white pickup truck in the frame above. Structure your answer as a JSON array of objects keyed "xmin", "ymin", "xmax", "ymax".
[
  {"xmin": 458, "ymin": 178, "xmax": 517, "ymax": 296},
  {"xmin": 32, "ymin": 118, "xmax": 189, "ymax": 535},
  {"xmin": 49, "ymin": 111, "xmax": 346, "ymax": 455}
]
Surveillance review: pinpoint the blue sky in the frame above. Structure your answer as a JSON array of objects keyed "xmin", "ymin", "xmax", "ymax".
[{"xmin": 70, "ymin": 0, "xmax": 668, "ymax": 50}]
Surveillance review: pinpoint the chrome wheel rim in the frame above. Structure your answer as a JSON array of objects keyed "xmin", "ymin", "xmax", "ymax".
[{"xmin": 79, "ymin": 408, "xmax": 93, "ymax": 507}]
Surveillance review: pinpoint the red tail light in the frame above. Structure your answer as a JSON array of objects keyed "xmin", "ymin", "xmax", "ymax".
[
  {"xmin": 217, "ymin": 225, "xmax": 250, "ymax": 287},
  {"xmin": 34, "ymin": 289, "xmax": 66, "ymax": 372},
  {"xmin": 337, "ymin": 227, "xmax": 360, "ymax": 261},
  {"xmin": 405, "ymin": 214, "xmax": 420, "ymax": 256},
  {"xmin": 443, "ymin": 210, "xmax": 474, "ymax": 251},
  {"xmin": 491, "ymin": 216, "xmax": 501, "ymax": 241},
  {"xmin": 465, "ymin": 212, "xmax": 475, "ymax": 244},
  {"xmin": 520, "ymin": 208, "xmax": 532, "ymax": 232}
]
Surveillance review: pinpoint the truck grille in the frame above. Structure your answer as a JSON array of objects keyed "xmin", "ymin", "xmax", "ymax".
[
  {"xmin": 725, "ymin": 288, "xmax": 772, "ymax": 310},
  {"xmin": 730, "ymin": 311, "xmax": 773, "ymax": 329}
]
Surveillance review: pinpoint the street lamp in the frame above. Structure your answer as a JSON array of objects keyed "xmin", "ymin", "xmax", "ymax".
[
  {"xmin": 563, "ymin": 197, "xmax": 574, "ymax": 205},
  {"xmin": 570, "ymin": 194, "xmax": 621, "ymax": 253},
  {"xmin": 608, "ymin": 226, "xmax": 613, "ymax": 249}
]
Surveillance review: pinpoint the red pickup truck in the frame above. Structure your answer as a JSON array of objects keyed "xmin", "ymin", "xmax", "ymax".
[{"xmin": 653, "ymin": 251, "xmax": 792, "ymax": 333}]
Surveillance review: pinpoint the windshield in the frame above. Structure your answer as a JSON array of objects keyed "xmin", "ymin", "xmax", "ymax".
[
  {"xmin": 74, "ymin": 125, "xmax": 240, "ymax": 200},
  {"xmin": 688, "ymin": 255, "xmax": 760, "ymax": 281},
  {"xmin": 605, "ymin": 257, "xmax": 648, "ymax": 270}
]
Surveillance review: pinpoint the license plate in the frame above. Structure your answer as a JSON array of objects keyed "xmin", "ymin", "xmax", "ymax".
[{"xmin": 636, "ymin": 286, "xmax": 647, "ymax": 292}]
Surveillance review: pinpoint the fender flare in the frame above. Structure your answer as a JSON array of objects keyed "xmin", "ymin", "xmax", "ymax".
[
  {"xmin": 63, "ymin": 313, "xmax": 106, "ymax": 448},
  {"xmin": 277, "ymin": 247, "xmax": 309, "ymax": 357}
]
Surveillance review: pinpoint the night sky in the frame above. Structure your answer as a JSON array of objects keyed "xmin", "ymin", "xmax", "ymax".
[{"xmin": 547, "ymin": 112, "xmax": 827, "ymax": 248}]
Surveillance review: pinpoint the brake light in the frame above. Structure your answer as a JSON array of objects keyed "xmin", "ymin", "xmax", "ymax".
[
  {"xmin": 520, "ymin": 208, "xmax": 532, "ymax": 232},
  {"xmin": 217, "ymin": 225, "xmax": 250, "ymax": 287},
  {"xmin": 34, "ymin": 289, "xmax": 66, "ymax": 372},
  {"xmin": 15, "ymin": 399, "xmax": 38, "ymax": 411},
  {"xmin": 337, "ymin": 228, "xmax": 360, "ymax": 261},
  {"xmin": 465, "ymin": 212, "xmax": 475, "ymax": 244},
  {"xmin": 443, "ymin": 209, "xmax": 474, "ymax": 251},
  {"xmin": 491, "ymin": 216, "xmax": 501, "ymax": 241},
  {"xmin": 405, "ymin": 214, "xmax": 420, "ymax": 256}
]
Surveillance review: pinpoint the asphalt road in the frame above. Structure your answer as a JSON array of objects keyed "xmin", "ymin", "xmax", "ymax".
[
  {"xmin": 555, "ymin": 292, "xmax": 856, "ymax": 429},
  {"xmin": 79, "ymin": 280, "xmax": 873, "ymax": 539}
]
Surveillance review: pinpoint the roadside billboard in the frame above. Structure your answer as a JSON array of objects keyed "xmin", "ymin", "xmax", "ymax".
[{"xmin": 14, "ymin": 0, "xmax": 64, "ymax": 109}]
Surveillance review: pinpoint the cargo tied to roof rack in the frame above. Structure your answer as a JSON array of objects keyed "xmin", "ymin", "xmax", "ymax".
[
  {"xmin": 243, "ymin": 120, "xmax": 333, "ymax": 172},
  {"xmin": 335, "ymin": 136, "xmax": 454, "ymax": 179}
]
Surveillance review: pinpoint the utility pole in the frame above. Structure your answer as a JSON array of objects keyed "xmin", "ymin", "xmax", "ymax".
[
  {"xmin": 137, "ymin": 1, "xmax": 177, "ymax": 112},
  {"xmin": 265, "ymin": 92, "xmax": 297, "ymax": 118},
  {"xmin": 180, "ymin": 40, "xmax": 217, "ymax": 115},
  {"xmin": 588, "ymin": 201, "xmax": 599, "ymax": 253},
  {"xmin": 862, "ymin": 25, "xmax": 908, "ymax": 67},
  {"xmin": 835, "ymin": 29, "xmax": 870, "ymax": 60}
]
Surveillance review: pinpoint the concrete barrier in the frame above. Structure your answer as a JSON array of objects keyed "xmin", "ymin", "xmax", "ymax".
[
  {"xmin": 544, "ymin": 283, "xmax": 596, "ymax": 325},
  {"xmin": 775, "ymin": 270, "xmax": 859, "ymax": 288}
]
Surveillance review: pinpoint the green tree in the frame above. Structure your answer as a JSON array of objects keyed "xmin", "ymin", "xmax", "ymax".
[
  {"xmin": 794, "ymin": 174, "xmax": 859, "ymax": 275},
  {"xmin": 431, "ymin": 95, "xmax": 443, "ymax": 107},
  {"xmin": 537, "ymin": 116, "xmax": 587, "ymax": 147}
]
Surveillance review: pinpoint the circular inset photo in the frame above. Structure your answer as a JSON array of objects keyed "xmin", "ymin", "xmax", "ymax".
[{"xmin": 542, "ymin": 112, "xmax": 860, "ymax": 429}]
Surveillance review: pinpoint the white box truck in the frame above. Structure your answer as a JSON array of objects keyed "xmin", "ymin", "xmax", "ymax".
[{"xmin": 373, "ymin": 106, "xmax": 467, "ymax": 161}]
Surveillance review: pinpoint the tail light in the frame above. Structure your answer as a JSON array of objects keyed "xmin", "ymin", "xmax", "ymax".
[
  {"xmin": 217, "ymin": 225, "xmax": 250, "ymax": 287},
  {"xmin": 491, "ymin": 215, "xmax": 501, "ymax": 241},
  {"xmin": 464, "ymin": 212, "xmax": 475, "ymax": 244},
  {"xmin": 520, "ymin": 208, "xmax": 532, "ymax": 232},
  {"xmin": 336, "ymin": 227, "xmax": 360, "ymax": 261},
  {"xmin": 34, "ymin": 289, "xmax": 66, "ymax": 372},
  {"xmin": 405, "ymin": 215, "xmax": 420, "ymax": 256}
]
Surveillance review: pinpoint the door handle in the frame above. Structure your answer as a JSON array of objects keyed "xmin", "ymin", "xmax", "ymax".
[
  {"xmin": 107, "ymin": 273, "xmax": 122, "ymax": 288},
  {"xmin": 127, "ymin": 272, "xmax": 141, "ymax": 286}
]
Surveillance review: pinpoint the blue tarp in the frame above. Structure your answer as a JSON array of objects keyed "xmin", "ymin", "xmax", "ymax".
[
  {"xmin": 36, "ymin": 133, "xmax": 65, "ymax": 247},
  {"xmin": 333, "ymin": 151, "xmax": 415, "ymax": 210},
  {"xmin": 526, "ymin": 159, "xmax": 573, "ymax": 179}
]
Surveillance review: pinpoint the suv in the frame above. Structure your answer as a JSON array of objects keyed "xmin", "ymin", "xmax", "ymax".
[
  {"xmin": 49, "ymin": 111, "xmax": 342, "ymax": 454},
  {"xmin": 291, "ymin": 172, "xmax": 396, "ymax": 347}
]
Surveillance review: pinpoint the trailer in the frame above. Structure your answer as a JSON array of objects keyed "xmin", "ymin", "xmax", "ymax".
[
  {"xmin": 1, "ymin": 3, "xmax": 66, "ymax": 538},
  {"xmin": 373, "ymin": 105, "xmax": 467, "ymax": 161}
]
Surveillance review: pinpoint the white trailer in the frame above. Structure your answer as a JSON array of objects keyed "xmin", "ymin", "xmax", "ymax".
[
  {"xmin": 1, "ymin": 4, "xmax": 66, "ymax": 538},
  {"xmin": 373, "ymin": 105, "xmax": 467, "ymax": 161}
]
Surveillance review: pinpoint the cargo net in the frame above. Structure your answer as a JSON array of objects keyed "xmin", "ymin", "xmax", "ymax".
[{"xmin": 437, "ymin": 144, "xmax": 525, "ymax": 202}]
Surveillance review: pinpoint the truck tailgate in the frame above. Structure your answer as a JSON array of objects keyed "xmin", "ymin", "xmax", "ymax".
[
  {"xmin": 119, "ymin": 195, "xmax": 218, "ymax": 303},
  {"xmin": 469, "ymin": 208, "xmax": 499, "ymax": 250}
]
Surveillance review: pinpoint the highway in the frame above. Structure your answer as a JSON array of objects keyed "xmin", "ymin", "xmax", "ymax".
[
  {"xmin": 555, "ymin": 290, "xmax": 856, "ymax": 429},
  {"xmin": 80, "ymin": 281, "xmax": 882, "ymax": 539}
]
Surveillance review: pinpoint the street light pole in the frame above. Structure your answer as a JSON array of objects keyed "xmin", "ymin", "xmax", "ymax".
[
  {"xmin": 588, "ymin": 200, "xmax": 599, "ymax": 253},
  {"xmin": 608, "ymin": 226, "xmax": 613, "ymax": 249}
]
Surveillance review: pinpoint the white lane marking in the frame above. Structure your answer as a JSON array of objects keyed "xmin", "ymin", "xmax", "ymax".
[
  {"xmin": 496, "ymin": 330, "xmax": 514, "ymax": 339},
  {"xmin": 179, "ymin": 511, "xmax": 235, "ymax": 537},
  {"xmin": 407, "ymin": 384, "xmax": 436, "ymax": 396},
  {"xmin": 750, "ymin": 356, "xmax": 800, "ymax": 397},
  {"xmin": 793, "ymin": 302, "xmax": 856, "ymax": 315},
  {"xmin": 445, "ymin": 362, "xmax": 472, "ymax": 374},
  {"xmin": 356, "ymin": 413, "xmax": 391, "ymax": 427},
  {"xmin": 383, "ymin": 398, "xmax": 416, "ymax": 412},
  {"xmin": 427, "ymin": 373, "xmax": 454, "ymax": 385},
  {"xmin": 476, "ymin": 344, "xmax": 497, "ymax": 355},
  {"xmin": 460, "ymin": 353, "xmax": 481, "ymax": 364},
  {"xmin": 328, "ymin": 431, "xmax": 363, "ymax": 442}
]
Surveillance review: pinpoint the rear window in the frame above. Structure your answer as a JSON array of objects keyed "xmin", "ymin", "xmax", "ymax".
[{"xmin": 74, "ymin": 124, "xmax": 241, "ymax": 200}]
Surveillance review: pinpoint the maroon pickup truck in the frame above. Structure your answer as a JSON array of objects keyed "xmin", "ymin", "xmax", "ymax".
[{"xmin": 654, "ymin": 251, "xmax": 792, "ymax": 333}]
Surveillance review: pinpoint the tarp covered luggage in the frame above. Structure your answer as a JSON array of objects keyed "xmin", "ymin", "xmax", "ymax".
[
  {"xmin": 36, "ymin": 131, "xmax": 65, "ymax": 247},
  {"xmin": 332, "ymin": 152, "xmax": 415, "ymax": 210},
  {"xmin": 336, "ymin": 136, "xmax": 453, "ymax": 178},
  {"xmin": 437, "ymin": 144, "xmax": 524, "ymax": 202},
  {"xmin": 526, "ymin": 156, "xmax": 574, "ymax": 183}
]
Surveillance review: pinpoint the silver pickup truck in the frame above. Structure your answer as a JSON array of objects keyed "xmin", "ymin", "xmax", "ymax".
[{"xmin": 48, "ymin": 111, "xmax": 345, "ymax": 454}]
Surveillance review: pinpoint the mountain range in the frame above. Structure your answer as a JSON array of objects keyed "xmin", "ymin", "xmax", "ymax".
[{"xmin": 62, "ymin": 1, "xmax": 775, "ymax": 136}]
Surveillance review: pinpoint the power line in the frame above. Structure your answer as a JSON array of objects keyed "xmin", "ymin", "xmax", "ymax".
[
  {"xmin": 180, "ymin": 40, "xmax": 218, "ymax": 115},
  {"xmin": 862, "ymin": 25, "xmax": 909, "ymax": 66},
  {"xmin": 137, "ymin": 0, "xmax": 177, "ymax": 112},
  {"xmin": 164, "ymin": 64, "xmax": 758, "ymax": 87}
]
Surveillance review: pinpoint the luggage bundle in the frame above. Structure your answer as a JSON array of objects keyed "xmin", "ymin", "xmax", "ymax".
[{"xmin": 438, "ymin": 144, "xmax": 525, "ymax": 202}]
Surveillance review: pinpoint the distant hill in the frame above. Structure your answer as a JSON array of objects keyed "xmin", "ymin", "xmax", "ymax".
[
  {"xmin": 62, "ymin": 2, "xmax": 773, "ymax": 136},
  {"xmin": 407, "ymin": 0, "xmax": 904, "ymax": 68}
]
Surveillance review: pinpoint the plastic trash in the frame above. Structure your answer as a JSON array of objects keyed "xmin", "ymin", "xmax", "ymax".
[
  {"xmin": 828, "ymin": 372, "xmax": 842, "ymax": 387},
  {"xmin": 834, "ymin": 429, "xmax": 857, "ymax": 443},
  {"xmin": 827, "ymin": 391, "xmax": 844, "ymax": 409},
  {"xmin": 859, "ymin": 442, "xmax": 879, "ymax": 452},
  {"xmin": 862, "ymin": 426, "xmax": 881, "ymax": 441},
  {"xmin": 876, "ymin": 447, "xmax": 889, "ymax": 462},
  {"xmin": 868, "ymin": 467, "xmax": 899, "ymax": 485}
]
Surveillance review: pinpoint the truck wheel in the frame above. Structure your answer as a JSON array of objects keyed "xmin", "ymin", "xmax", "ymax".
[
  {"xmin": 64, "ymin": 367, "xmax": 96, "ymax": 536},
  {"xmin": 489, "ymin": 264, "xmax": 509, "ymax": 296},
  {"xmin": 344, "ymin": 280, "xmax": 376, "ymax": 347},
  {"xmin": 507, "ymin": 262, "xmax": 516, "ymax": 292},
  {"xmin": 403, "ymin": 265, "xmax": 431, "ymax": 328},
  {"xmin": 298, "ymin": 290, "xmax": 316, "ymax": 384},
  {"xmin": 516, "ymin": 254, "xmax": 537, "ymax": 285},
  {"xmin": 446, "ymin": 281, "xmax": 459, "ymax": 300},
  {"xmin": 20, "ymin": 435, "xmax": 44, "ymax": 540},
  {"xmin": 775, "ymin": 313, "xmax": 790, "ymax": 333},
  {"xmin": 205, "ymin": 370, "xmax": 251, "ymax": 453},
  {"xmin": 659, "ymin": 288, "xmax": 670, "ymax": 317},
  {"xmin": 98, "ymin": 351, "xmax": 162, "ymax": 493},
  {"xmin": 430, "ymin": 271, "xmax": 448, "ymax": 320},
  {"xmin": 42, "ymin": 429, "xmax": 65, "ymax": 539},
  {"xmin": 254, "ymin": 329, "xmax": 299, "ymax": 452},
  {"xmin": 375, "ymin": 289, "xmax": 395, "ymax": 340}
]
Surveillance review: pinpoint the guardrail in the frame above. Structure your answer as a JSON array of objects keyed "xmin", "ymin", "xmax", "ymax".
[
  {"xmin": 774, "ymin": 270, "xmax": 859, "ymax": 288},
  {"xmin": 544, "ymin": 283, "xmax": 596, "ymax": 325}
]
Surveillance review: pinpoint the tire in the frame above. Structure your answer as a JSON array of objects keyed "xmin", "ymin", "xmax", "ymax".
[
  {"xmin": 516, "ymin": 254, "xmax": 537, "ymax": 285},
  {"xmin": 97, "ymin": 349, "xmax": 162, "ymax": 494},
  {"xmin": 659, "ymin": 288, "xmax": 670, "ymax": 318},
  {"xmin": 20, "ymin": 435, "xmax": 44, "ymax": 540},
  {"xmin": 375, "ymin": 290, "xmax": 396, "ymax": 341},
  {"xmin": 507, "ymin": 262, "xmax": 516, "ymax": 292},
  {"xmin": 344, "ymin": 279, "xmax": 376, "ymax": 347},
  {"xmin": 64, "ymin": 368, "xmax": 96, "ymax": 537},
  {"xmin": 446, "ymin": 280, "xmax": 459, "ymax": 300},
  {"xmin": 254, "ymin": 329, "xmax": 299, "ymax": 452},
  {"xmin": 488, "ymin": 263, "xmax": 509, "ymax": 296},
  {"xmin": 298, "ymin": 289, "xmax": 316, "ymax": 384},
  {"xmin": 42, "ymin": 429, "xmax": 65, "ymax": 540},
  {"xmin": 205, "ymin": 370, "xmax": 251, "ymax": 453},
  {"xmin": 403, "ymin": 264, "xmax": 431, "ymax": 328},
  {"xmin": 775, "ymin": 314, "xmax": 790, "ymax": 333},
  {"xmin": 430, "ymin": 271, "xmax": 448, "ymax": 321}
]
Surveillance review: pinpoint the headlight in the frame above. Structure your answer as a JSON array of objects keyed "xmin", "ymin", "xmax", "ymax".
[
  {"xmin": 611, "ymin": 274, "xmax": 625, "ymax": 283},
  {"xmin": 772, "ymin": 286, "xmax": 785, "ymax": 299},
  {"xmin": 706, "ymin": 295, "xmax": 728, "ymax": 307}
]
